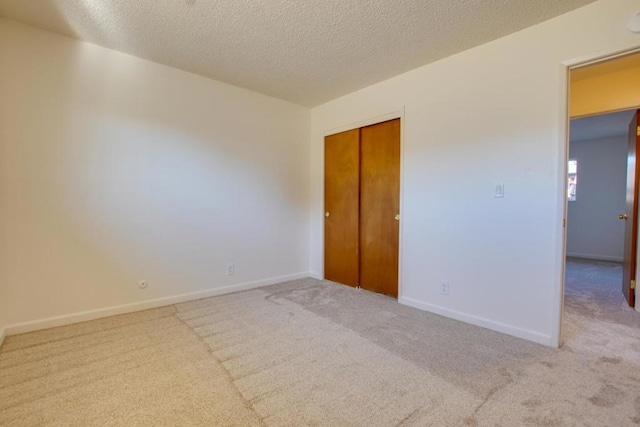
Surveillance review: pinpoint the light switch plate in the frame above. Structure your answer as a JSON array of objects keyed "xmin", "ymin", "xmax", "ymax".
[{"xmin": 494, "ymin": 183, "xmax": 504, "ymax": 198}]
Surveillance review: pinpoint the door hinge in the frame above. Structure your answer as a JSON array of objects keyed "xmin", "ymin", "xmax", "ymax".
[
  {"xmin": 632, "ymin": 280, "xmax": 636, "ymax": 290},
  {"xmin": 637, "ymin": 126, "xmax": 640, "ymax": 136},
  {"xmin": 562, "ymin": 218, "xmax": 566, "ymax": 228}
]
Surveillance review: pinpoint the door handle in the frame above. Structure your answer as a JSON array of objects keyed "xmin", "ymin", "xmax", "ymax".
[
  {"xmin": 395, "ymin": 214, "xmax": 400, "ymax": 221},
  {"xmin": 619, "ymin": 214, "xmax": 628, "ymax": 220},
  {"xmin": 325, "ymin": 212, "xmax": 330, "ymax": 218}
]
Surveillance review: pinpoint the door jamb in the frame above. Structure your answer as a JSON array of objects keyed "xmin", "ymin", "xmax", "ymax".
[
  {"xmin": 554, "ymin": 43, "xmax": 640, "ymax": 348},
  {"xmin": 321, "ymin": 108, "xmax": 405, "ymax": 299}
]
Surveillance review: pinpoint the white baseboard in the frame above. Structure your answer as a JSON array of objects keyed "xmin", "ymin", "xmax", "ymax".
[
  {"xmin": 4, "ymin": 272, "xmax": 311, "ymax": 336},
  {"xmin": 398, "ymin": 296, "xmax": 553, "ymax": 347},
  {"xmin": 566, "ymin": 252, "xmax": 623, "ymax": 262},
  {"xmin": 0, "ymin": 328, "xmax": 5, "ymax": 349},
  {"xmin": 309, "ymin": 271, "xmax": 323, "ymax": 280}
]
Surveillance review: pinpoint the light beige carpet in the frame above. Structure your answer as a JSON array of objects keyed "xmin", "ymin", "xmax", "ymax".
[{"xmin": 1, "ymin": 277, "xmax": 639, "ymax": 426}]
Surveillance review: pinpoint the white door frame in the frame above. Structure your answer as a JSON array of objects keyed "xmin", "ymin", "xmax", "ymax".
[{"xmin": 553, "ymin": 42, "xmax": 640, "ymax": 348}]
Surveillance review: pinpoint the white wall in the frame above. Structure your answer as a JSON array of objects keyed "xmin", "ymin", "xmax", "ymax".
[
  {"xmin": 566, "ymin": 135, "xmax": 627, "ymax": 261},
  {"xmin": 0, "ymin": 19, "xmax": 311, "ymax": 332},
  {"xmin": 309, "ymin": 0, "xmax": 640, "ymax": 346}
]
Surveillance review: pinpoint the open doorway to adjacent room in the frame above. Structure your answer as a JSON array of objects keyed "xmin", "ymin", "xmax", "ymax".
[
  {"xmin": 565, "ymin": 111, "xmax": 637, "ymax": 321},
  {"xmin": 563, "ymin": 51, "xmax": 640, "ymax": 345}
]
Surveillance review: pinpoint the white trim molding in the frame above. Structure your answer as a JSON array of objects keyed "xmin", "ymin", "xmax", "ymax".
[
  {"xmin": 322, "ymin": 109, "xmax": 405, "ymax": 139},
  {"xmin": 4, "ymin": 272, "xmax": 311, "ymax": 336},
  {"xmin": 399, "ymin": 296, "xmax": 552, "ymax": 347}
]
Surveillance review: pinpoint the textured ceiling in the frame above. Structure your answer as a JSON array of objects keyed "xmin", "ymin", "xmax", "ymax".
[
  {"xmin": 0, "ymin": 0, "xmax": 596, "ymax": 106},
  {"xmin": 570, "ymin": 110, "xmax": 637, "ymax": 142}
]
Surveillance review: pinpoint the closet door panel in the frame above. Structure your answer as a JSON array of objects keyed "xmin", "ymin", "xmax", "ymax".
[
  {"xmin": 324, "ymin": 129, "xmax": 360, "ymax": 287},
  {"xmin": 359, "ymin": 119, "xmax": 400, "ymax": 297}
]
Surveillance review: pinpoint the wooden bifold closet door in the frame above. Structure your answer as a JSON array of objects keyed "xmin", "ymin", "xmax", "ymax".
[{"xmin": 324, "ymin": 119, "xmax": 400, "ymax": 297}]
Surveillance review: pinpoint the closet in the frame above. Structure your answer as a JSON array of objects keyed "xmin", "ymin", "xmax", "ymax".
[{"xmin": 324, "ymin": 118, "xmax": 400, "ymax": 297}]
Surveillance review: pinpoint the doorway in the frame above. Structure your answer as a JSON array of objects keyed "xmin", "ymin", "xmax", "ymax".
[
  {"xmin": 564, "ymin": 110, "xmax": 638, "ymax": 327},
  {"xmin": 324, "ymin": 118, "xmax": 401, "ymax": 298},
  {"xmin": 562, "ymin": 51, "xmax": 640, "ymax": 345}
]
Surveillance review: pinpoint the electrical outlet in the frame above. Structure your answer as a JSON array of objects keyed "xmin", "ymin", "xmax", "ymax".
[
  {"xmin": 227, "ymin": 264, "xmax": 235, "ymax": 276},
  {"xmin": 440, "ymin": 281, "xmax": 450, "ymax": 295},
  {"xmin": 138, "ymin": 280, "xmax": 149, "ymax": 290}
]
